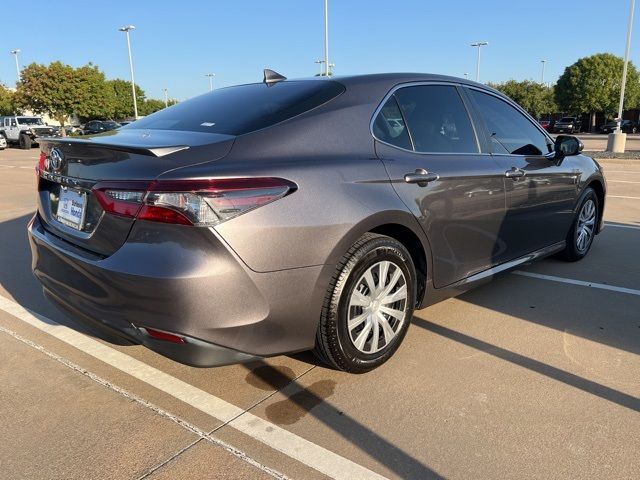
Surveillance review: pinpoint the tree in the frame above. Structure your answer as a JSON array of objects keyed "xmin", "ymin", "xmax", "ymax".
[
  {"xmin": 13, "ymin": 62, "xmax": 114, "ymax": 135},
  {"xmin": 555, "ymin": 53, "xmax": 640, "ymax": 131},
  {"xmin": 139, "ymin": 99, "xmax": 167, "ymax": 116},
  {"xmin": 490, "ymin": 80, "xmax": 557, "ymax": 119},
  {"xmin": 0, "ymin": 85, "xmax": 15, "ymax": 115},
  {"xmin": 107, "ymin": 79, "xmax": 145, "ymax": 120}
]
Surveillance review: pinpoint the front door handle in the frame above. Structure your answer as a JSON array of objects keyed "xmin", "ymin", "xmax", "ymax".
[
  {"xmin": 505, "ymin": 167, "xmax": 526, "ymax": 179},
  {"xmin": 404, "ymin": 168, "xmax": 439, "ymax": 187}
]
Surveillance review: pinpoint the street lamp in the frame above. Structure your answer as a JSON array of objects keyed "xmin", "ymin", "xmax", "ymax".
[
  {"xmin": 464, "ymin": 72, "xmax": 469, "ymax": 79},
  {"xmin": 470, "ymin": 41, "xmax": 488, "ymax": 82},
  {"xmin": 540, "ymin": 59, "xmax": 547, "ymax": 84},
  {"xmin": 205, "ymin": 73, "xmax": 216, "ymax": 91},
  {"xmin": 9, "ymin": 49, "xmax": 20, "ymax": 82},
  {"xmin": 324, "ymin": 0, "xmax": 330, "ymax": 77},
  {"xmin": 163, "ymin": 88, "xmax": 169, "ymax": 108},
  {"xmin": 607, "ymin": 0, "xmax": 636, "ymax": 153},
  {"xmin": 118, "ymin": 25, "xmax": 138, "ymax": 119},
  {"xmin": 315, "ymin": 59, "xmax": 325, "ymax": 76}
]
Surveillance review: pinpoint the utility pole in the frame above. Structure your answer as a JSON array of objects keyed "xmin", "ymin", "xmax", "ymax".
[
  {"xmin": 205, "ymin": 73, "xmax": 216, "ymax": 91},
  {"xmin": 10, "ymin": 49, "xmax": 20, "ymax": 83},
  {"xmin": 540, "ymin": 59, "xmax": 547, "ymax": 84},
  {"xmin": 118, "ymin": 25, "xmax": 138, "ymax": 119},
  {"xmin": 470, "ymin": 42, "xmax": 488, "ymax": 82},
  {"xmin": 163, "ymin": 88, "xmax": 169, "ymax": 108},
  {"xmin": 324, "ymin": 0, "xmax": 330, "ymax": 77}
]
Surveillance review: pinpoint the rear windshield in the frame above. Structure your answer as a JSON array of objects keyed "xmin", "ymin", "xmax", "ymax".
[
  {"xmin": 559, "ymin": 117, "xmax": 575, "ymax": 122},
  {"xmin": 126, "ymin": 80, "xmax": 345, "ymax": 136}
]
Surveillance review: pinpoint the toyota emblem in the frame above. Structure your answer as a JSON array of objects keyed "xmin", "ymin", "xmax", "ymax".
[{"xmin": 49, "ymin": 148, "xmax": 64, "ymax": 172}]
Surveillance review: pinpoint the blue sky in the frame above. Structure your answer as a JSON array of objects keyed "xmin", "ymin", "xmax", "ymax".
[{"xmin": 1, "ymin": 1, "xmax": 637, "ymax": 100}]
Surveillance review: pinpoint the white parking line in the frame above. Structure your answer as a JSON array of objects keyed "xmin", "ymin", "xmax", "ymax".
[
  {"xmin": 607, "ymin": 180, "xmax": 640, "ymax": 184},
  {"xmin": 0, "ymin": 295, "xmax": 386, "ymax": 480},
  {"xmin": 602, "ymin": 170, "xmax": 640, "ymax": 174},
  {"xmin": 605, "ymin": 222, "xmax": 640, "ymax": 230},
  {"xmin": 608, "ymin": 195, "xmax": 640, "ymax": 200},
  {"xmin": 513, "ymin": 271, "xmax": 640, "ymax": 297}
]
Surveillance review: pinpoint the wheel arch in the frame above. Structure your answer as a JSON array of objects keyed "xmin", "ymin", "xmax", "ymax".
[{"xmin": 586, "ymin": 178, "xmax": 605, "ymax": 234}]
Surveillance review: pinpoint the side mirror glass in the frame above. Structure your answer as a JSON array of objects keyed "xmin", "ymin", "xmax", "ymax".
[{"xmin": 555, "ymin": 135, "xmax": 583, "ymax": 157}]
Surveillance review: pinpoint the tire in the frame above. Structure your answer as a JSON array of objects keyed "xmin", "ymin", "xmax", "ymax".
[
  {"xmin": 558, "ymin": 187, "xmax": 598, "ymax": 262},
  {"xmin": 313, "ymin": 233, "xmax": 416, "ymax": 373},
  {"xmin": 19, "ymin": 134, "xmax": 32, "ymax": 150}
]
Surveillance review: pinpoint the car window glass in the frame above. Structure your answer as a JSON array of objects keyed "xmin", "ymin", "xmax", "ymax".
[
  {"xmin": 394, "ymin": 85, "xmax": 478, "ymax": 153},
  {"xmin": 10, "ymin": 119, "xmax": 16, "ymax": 127},
  {"xmin": 372, "ymin": 96, "xmax": 412, "ymax": 150},
  {"xmin": 470, "ymin": 90, "xmax": 551, "ymax": 155}
]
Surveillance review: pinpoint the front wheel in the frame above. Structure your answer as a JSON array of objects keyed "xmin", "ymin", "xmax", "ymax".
[
  {"xmin": 19, "ymin": 134, "xmax": 32, "ymax": 149},
  {"xmin": 313, "ymin": 233, "xmax": 416, "ymax": 373},
  {"xmin": 558, "ymin": 187, "xmax": 598, "ymax": 261}
]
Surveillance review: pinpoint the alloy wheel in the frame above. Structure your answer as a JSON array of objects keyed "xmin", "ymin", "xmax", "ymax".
[
  {"xmin": 576, "ymin": 199, "xmax": 596, "ymax": 253},
  {"xmin": 347, "ymin": 260, "xmax": 407, "ymax": 354}
]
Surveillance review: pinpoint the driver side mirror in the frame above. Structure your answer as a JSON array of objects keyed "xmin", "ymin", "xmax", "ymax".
[{"xmin": 555, "ymin": 135, "xmax": 583, "ymax": 157}]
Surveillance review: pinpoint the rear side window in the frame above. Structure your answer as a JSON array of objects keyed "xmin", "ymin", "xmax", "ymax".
[
  {"xmin": 469, "ymin": 89, "xmax": 552, "ymax": 156},
  {"xmin": 372, "ymin": 96, "xmax": 412, "ymax": 150},
  {"xmin": 394, "ymin": 85, "xmax": 478, "ymax": 153},
  {"xmin": 127, "ymin": 81, "xmax": 345, "ymax": 136}
]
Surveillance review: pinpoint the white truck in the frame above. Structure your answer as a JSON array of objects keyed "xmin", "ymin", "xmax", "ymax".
[{"xmin": 0, "ymin": 115, "xmax": 59, "ymax": 149}]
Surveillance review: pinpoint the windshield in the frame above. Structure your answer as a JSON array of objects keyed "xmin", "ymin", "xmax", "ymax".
[
  {"xmin": 102, "ymin": 121, "xmax": 120, "ymax": 129},
  {"xmin": 559, "ymin": 117, "xmax": 575, "ymax": 122},
  {"xmin": 18, "ymin": 117, "xmax": 44, "ymax": 125},
  {"xmin": 126, "ymin": 80, "xmax": 345, "ymax": 136}
]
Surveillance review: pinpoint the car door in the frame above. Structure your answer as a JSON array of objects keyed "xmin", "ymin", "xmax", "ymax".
[
  {"xmin": 8, "ymin": 118, "xmax": 19, "ymax": 141},
  {"xmin": 373, "ymin": 83, "xmax": 508, "ymax": 288},
  {"xmin": 465, "ymin": 87, "xmax": 579, "ymax": 259}
]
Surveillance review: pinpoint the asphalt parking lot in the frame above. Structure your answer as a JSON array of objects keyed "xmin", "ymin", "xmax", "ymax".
[{"xmin": 0, "ymin": 147, "xmax": 638, "ymax": 480}]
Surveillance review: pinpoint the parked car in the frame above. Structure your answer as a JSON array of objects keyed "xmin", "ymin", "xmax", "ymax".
[
  {"xmin": 600, "ymin": 119, "xmax": 637, "ymax": 134},
  {"xmin": 538, "ymin": 120, "xmax": 551, "ymax": 131},
  {"xmin": 81, "ymin": 120, "xmax": 121, "ymax": 135},
  {"xmin": 553, "ymin": 116, "xmax": 582, "ymax": 133},
  {"xmin": 29, "ymin": 72, "xmax": 606, "ymax": 373},
  {"xmin": 0, "ymin": 115, "xmax": 59, "ymax": 149}
]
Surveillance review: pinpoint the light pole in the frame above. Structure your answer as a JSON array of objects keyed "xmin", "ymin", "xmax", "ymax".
[
  {"xmin": 205, "ymin": 73, "xmax": 216, "ymax": 91},
  {"xmin": 540, "ymin": 59, "xmax": 547, "ymax": 84},
  {"xmin": 118, "ymin": 25, "xmax": 138, "ymax": 119},
  {"xmin": 315, "ymin": 59, "xmax": 325, "ymax": 76},
  {"xmin": 163, "ymin": 88, "xmax": 168, "ymax": 108},
  {"xmin": 470, "ymin": 41, "xmax": 488, "ymax": 82},
  {"xmin": 328, "ymin": 63, "xmax": 335, "ymax": 76},
  {"xmin": 464, "ymin": 72, "xmax": 469, "ymax": 79},
  {"xmin": 607, "ymin": 0, "xmax": 636, "ymax": 153},
  {"xmin": 324, "ymin": 0, "xmax": 330, "ymax": 77},
  {"xmin": 9, "ymin": 49, "xmax": 20, "ymax": 83}
]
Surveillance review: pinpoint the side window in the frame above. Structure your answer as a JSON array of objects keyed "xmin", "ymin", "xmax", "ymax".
[
  {"xmin": 372, "ymin": 96, "xmax": 412, "ymax": 150},
  {"xmin": 394, "ymin": 85, "xmax": 478, "ymax": 153},
  {"xmin": 469, "ymin": 89, "xmax": 551, "ymax": 156},
  {"xmin": 10, "ymin": 118, "xmax": 17, "ymax": 127}
]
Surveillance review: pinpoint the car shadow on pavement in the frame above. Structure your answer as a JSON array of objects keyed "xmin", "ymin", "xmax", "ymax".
[
  {"xmin": 411, "ymin": 317, "xmax": 639, "ymax": 413},
  {"xmin": 0, "ymin": 213, "xmax": 131, "ymax": 345},
  {"xmin": 242, "ymin": 359, "xmax": 445, "ymax": 480}
]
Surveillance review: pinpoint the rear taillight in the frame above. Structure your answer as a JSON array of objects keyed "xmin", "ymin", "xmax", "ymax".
[
  {"xmin": 36, "ymin": 151, "xmax": 46, "ymax": 175},
  {"xmin": 92, "ymin": 178, "xmax": 295, "ymax": 227}
]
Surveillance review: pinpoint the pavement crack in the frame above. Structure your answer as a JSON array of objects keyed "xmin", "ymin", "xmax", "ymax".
[{"xmin": 0, "ymin": 325, "xmax": 290, "ymax": 480}]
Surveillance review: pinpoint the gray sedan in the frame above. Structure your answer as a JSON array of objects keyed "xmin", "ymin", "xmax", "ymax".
[{"xmin": 29, "ymin": 72, "xmax": 605, "ymax": 373}]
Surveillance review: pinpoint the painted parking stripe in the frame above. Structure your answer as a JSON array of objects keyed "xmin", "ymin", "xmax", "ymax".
[
  {"xmin": 602, "ymin": 170, "xmax": 640, "ymax": 174},
  {"xmin": 608, "ymin": 195, "xmax": 640, "ymax": 200},
  {"xmin": 0, "ymin": 295, "xmax": 386, "ymax": 480},
  {"xmin": 604, "ymin": 222, "xmax": 640, "ymax": 230},
  {"xmin": 607, "ymin": 180, "xmax": 640, "ymax": 184},
  {"xmin": 513, "ymin": 271, "xmax": 640, "ymax": 297}
]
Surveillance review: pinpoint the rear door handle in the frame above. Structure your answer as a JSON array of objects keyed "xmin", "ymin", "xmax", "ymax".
[
  {"xmin": 404, "ymin": 168, "xmax": 439, "ymax": 187},
  {"xmin": 505, "ymin": 167, "xmax": 526, "ymax": 179}
]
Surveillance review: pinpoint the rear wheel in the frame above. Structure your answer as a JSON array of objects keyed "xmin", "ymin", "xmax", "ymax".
[
  {"xmin": 19, "ymin": 134, "xmax": 32, "ymax": 149},
  {"xmin": 558, "ymin": 187, "xmax": 598, "ymax": 261},
  {"xmin": 313, "ymin": 233, "xmax": 416, "ymax": 373}
]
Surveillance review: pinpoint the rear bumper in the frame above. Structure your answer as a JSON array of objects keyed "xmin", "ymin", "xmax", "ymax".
[{"xmin": 28, "ymin": 213, "xmax": 327, "ymax": 366}]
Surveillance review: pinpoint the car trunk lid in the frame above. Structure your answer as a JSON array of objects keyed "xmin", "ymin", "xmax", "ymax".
[{"xmin": 36, "ymin": 129, "xmax": 235, "ymax": 256}]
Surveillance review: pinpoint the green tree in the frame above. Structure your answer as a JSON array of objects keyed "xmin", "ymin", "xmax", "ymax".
[
  {"xmin": 490, "ymin": 80, "xmax": 557, "ymax": 119},
  {"xmin": 139, "ymin": 98, "xmax": 166, "ymax": 116},
  {"xmin": 0, "ymin": 85, "xmax": 15, "ymax": 115},
  {"xmin": 13, "ymin": 62, "xmax": 114, "ymax": 135},
  {"xmin": 555, "ymin": 53, "xmax": 640, "ymax": 131},
  {"xmin": 107, "ymin": 79, "xmax": 145, "ymax": 120}
]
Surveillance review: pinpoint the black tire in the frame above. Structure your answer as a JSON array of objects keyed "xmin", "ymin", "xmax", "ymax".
[
  {"xmin": 19, "ymin": 134, "xmax": 32, "ymax": 150},
  {"xmin": 313, "ymin": 233, "xmax": 416, "ymax": 373},
  {"xmin": 558, "ymin": 187, "xmax": 599, "ymax": 262}
]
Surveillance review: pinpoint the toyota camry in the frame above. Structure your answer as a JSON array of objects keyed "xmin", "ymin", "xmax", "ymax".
[{"xmin": 29, "ymin": 70, "xmax": 606, "ymax": 373}]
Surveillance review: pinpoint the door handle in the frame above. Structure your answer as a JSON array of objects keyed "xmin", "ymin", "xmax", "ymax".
[
  {"xmin": 404, "ymin": 168, "xmax": 439, "ymax": 187},
  {"xmin": 505, "ymin": 167, "xmax": 526, "ymax": 179}
]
